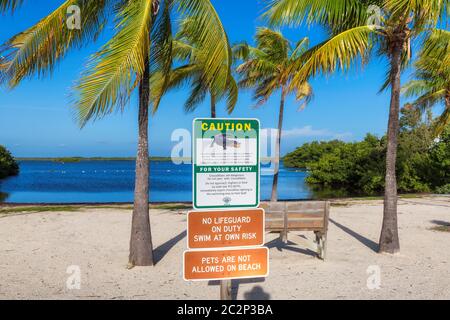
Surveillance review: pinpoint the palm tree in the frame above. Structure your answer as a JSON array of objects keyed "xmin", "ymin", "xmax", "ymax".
[
  {"xmin": 266, "ymin": 0, "xmax": 448, "ymax": 254},
  {"xmin": 403, "ymin": 29, "xmax": 450, "ymax": 136},
  {"xmin": 234, "ymin": 28, "xmax": 313, "ymax": 202},
  {"xmin": 151, "ymin": 18, "xmax": 238, "ymax": 119},
  {"xmin": 0, "ymin": 0, "xmax": 233, "ymax": 266}
]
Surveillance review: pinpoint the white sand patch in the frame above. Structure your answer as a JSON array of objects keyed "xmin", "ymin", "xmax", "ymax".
[{"xmin": 0, "ymin": 197, "xmax": 449, "ymax": 300}]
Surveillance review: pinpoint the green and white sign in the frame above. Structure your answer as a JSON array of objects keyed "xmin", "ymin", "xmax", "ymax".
[{"xmin": 192, "ymin": 118, "xmax": 260, "ymax": 210}]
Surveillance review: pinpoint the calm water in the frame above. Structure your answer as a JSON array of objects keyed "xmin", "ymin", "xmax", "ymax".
[{"xmin": 0, "ymin": 161, "xmax": 313, "ymax": 203}]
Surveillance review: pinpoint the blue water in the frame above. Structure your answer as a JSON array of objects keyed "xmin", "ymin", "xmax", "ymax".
[{"xmin": 0, "ymin": 161, "xmax": 313, "ymax": 203}]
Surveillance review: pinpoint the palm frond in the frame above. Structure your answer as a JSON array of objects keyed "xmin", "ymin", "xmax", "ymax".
[
  {"xmin": 264, "ymin": 0, "xmax": 373, "ymax": 33},
  {"xmin": 433, "ymin": 104, "xmax": 450, "ymax": 136},
  {"xmin": 172, "ymin": 40, "xmax": 196, "ymax": 61},
  {"xmin": 150, "ymin": 0, "xmax": 174, "ymax": 113},
  {"xmin": 255, "ymin": 27, "xmax": 289, "ymax": 63},
  {"xmin": 73, "ymin": 0, "xmax": 153, "ymax": 126},
  {"xmin": 291, "ymin": 81, "xmax": 314, "ymax": 110},
  {"xmin": 176, "ymin": 0, "xmax": 233, "ymax": 95},
  {"xmin": 163, "ymin": 13, "xmax": 236, "ymax": 115},
  {"xmin": 0, "ymin": 0, "xmax": 110, "ymax": 88},
  {"xmin": 419, "ymin": 29, "xmax": 450, "ymax": 76},
  {"xmin": 253, "ymin": 75, "xmax": 279, "ymax": 107},
  {"xmin": 379, "ymin": 43, "xmax": 413, "ymax": 93},
  {"xmin": 225, "ymin": 77, "xmax": 238, "ymax": 114},
  {"xmin": 232, "ymin": 42, "xmax": 251, "ymax": 62},
  {"xmin": 235, "ymin": 27, "xmax": 314, "ymax": 111},
  {"xmin": 386, "ymin": 0, "xmax": 448, "ymax": 31},
  {"xmin": 184, "ymin": 77, "xmax": 208, "ymax": 112},
  {"xmin": 290, "ymin": 37, "xmax": 310, "ymax": 61},
  {"xmin": 289, "ymin": 25, "xmax": 376, "ymax": 89},
  {"xmin": 411, "ymin": 88, "xmax": 446, "ymax": 110},
  {"xmin": 150, "ymin": 63, "xmax": 199, "ymax": 105},
  {"xmin": 402, "ymin": 80, "xmax": 433, "ymax": 98},
  {"xmin": 0, "ymin": 0, "xmax": 23, "ymax": 13}
]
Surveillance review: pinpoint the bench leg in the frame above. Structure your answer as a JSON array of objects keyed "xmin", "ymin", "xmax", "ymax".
[
  {"xmin": 280, "ymin": 230, "xmax": 288, "ymax": 244},
  {"xmin": 315, "ymin": 232, "xmax": 327, "ymax": 260}
]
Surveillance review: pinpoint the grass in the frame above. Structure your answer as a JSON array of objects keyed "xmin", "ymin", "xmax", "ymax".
[
  {"xmin": 431, "ymin": 226, "xmax": 450, "ymax": 233},
  {"xmin": 0, "ymin": 194, "xmax": 431, "ymax": 214},
  {"xmin": 0, "ymin": 203, "xmax": 192, "ymax": 215},
  {"xmin": 430, "ymin": 220, "xmax": 450, "ymax": 233},
  {"xmin": 0, "ymin": 205, "xmax": 81, "ymax": 215},
  {"xmin": 151, "ymin": 204, "xmax": 192, "ymax": 210},
  {"xmin": 329, "ymin": 194, "xmax": 427, "ymax": 207}
]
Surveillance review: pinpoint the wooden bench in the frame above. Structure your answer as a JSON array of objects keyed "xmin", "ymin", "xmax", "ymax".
[{"xmin": 260, "ymin": 201, "xmax": 330, "ymax": 260}]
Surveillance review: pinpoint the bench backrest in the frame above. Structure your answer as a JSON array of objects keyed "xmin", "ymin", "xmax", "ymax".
[{"xmin": 260, "ymin": 201, "xmax": 330, "ymax": 232}]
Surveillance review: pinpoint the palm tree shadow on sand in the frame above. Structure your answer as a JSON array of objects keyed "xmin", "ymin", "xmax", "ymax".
[
  {"xmin": 329, "ymin": 218, "xmax": 379, "ymax": 252},
  {"xmin": 431, "ymin": 220, "xmax": 450, "ymax": 227},
  {"xmin": 153, "ymin": 230, "xmax": 187, "ymax": 265},
  {"xmin": 265, "ymin": 237, "xmax": 317, "ymax": 257},
  {"xmin": 430, "ymin": 220, "xmax": 450, "ymax": 232}
]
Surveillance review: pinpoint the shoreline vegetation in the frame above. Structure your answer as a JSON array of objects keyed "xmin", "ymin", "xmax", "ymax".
[
  {"xmin": 284, "ymin": 108, "xmax": 450, "ymax": 196},
  {"xmin": 0, "ymin": 145, "xmax": 19, "ymax": 179}
]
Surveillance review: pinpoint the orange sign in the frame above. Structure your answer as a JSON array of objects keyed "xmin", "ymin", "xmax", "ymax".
[
  {"xmin": 183, "ymin": 247, "xmax": 269, "ymax": 281},
  {"xmin": 187, "ymin": 209, "xmax": 265, "ymax": 249}
]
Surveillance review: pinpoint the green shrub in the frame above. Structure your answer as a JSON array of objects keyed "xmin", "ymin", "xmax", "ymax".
[
  {"xmin": 0, "ymin": 145, "xmax": 19, "ymax": 179},
  {"xmin": 284, "ymin": 107, "xmax": 450, "ymax": 196},
  {"xmin": 435, "ymin": 184, "xmax": 450, "ymax": 195}
]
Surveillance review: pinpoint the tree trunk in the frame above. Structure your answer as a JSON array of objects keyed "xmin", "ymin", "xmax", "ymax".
[
  {"xmin": 379, "ymin": 36, "xmax": 405, "ymax": 254},
  {"xmin": 271, "ymin": 87, "xmax": 286, "ymax": 202},
  {"xmin": 129, "ymin": 56, "xmax": 154, "ymax": 267},
  {"xmin": 446, "ymin": 92, "xmax": 450, "ymax": 117},
  {"xmin": 211, "ymin": 93, "xmax": 216, "ymax": 118}
]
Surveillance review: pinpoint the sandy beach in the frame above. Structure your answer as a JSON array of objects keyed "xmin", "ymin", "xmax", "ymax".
[{"xmin": 0, "ymin": 197, "xmax": 449, "ymax": 300}]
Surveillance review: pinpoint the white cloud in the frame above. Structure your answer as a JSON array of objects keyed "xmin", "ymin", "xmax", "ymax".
[{"xmin": 282, "ymin": 126, "xmax": 353, "ymax": 140}]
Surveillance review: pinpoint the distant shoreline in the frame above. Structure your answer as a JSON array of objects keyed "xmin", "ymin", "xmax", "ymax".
[
  {"xmin": 16, "ymin": 156, "xmax": 275, "ymax": 162},
  {"xmin": 16, "ymin": 157, "xmax": 190, "ymax": 162}
]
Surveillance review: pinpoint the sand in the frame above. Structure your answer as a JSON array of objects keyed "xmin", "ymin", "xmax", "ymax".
[{"xmin": 0, "ymin": 197, "xmax": 449, "ymax": 300}]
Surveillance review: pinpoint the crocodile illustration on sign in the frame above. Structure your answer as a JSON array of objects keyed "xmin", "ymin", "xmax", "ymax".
[{"xmin": 210, "ymin": 134, "xmax": 241, "ymax": 150}]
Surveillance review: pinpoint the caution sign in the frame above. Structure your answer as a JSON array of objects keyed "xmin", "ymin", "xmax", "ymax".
[
  {"xmin": 192, "ymin": 118, "xmax": 260, "ymax": 210},
  {"xmin": 183, "ymin": 247, "xmax": 269, "ymax": 281},
  {"xmin": 187, "ymin": 209, "xmax": 265, "ymax": 249}
]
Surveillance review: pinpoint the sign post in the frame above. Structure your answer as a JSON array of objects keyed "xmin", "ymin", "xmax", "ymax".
[{"xmin": 185, "ymin": 118, "xmax": 268, "ymax": 300}]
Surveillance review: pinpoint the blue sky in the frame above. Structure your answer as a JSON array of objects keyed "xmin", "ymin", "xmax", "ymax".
[{"xmin": 0, "ymin": 0, "xmax": 423, "ymax": 157}]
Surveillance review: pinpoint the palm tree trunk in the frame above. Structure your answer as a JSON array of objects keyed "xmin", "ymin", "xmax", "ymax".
[
  {"xmin": 446, "ymin": 92, "xmax": 450, "ymax": 114},
  {"xmin": 211, "ymin": 93, "xmax": 216, "ymax": 118},
  {"xmin": 271, "ymin": 86, "xmax": 286, "ymax": 202},
  {"xmin": 129, "ymin": 55, "xmax": 154, "ymax": 267},
  {"xmin": 379, "ymin": 36, "xmax": 405, "ymax": 254}
]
